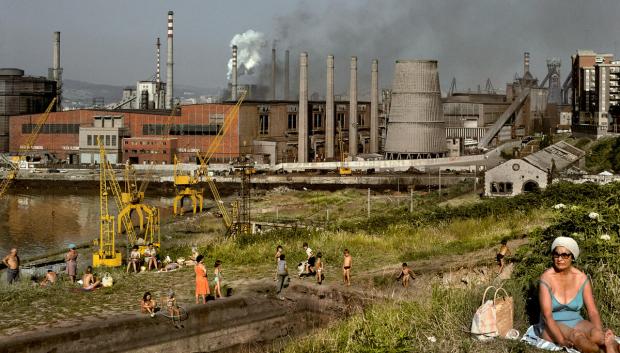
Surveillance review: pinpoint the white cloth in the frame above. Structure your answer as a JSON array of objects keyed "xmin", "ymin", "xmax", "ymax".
[
  {"xmin": 522, "ymin": 325, "xmax": 620, "ymax": 353},
  {"xmin": 551, "ymin": 237, "xmax": 580, "ymax": 259},
  {"xmin": 305, "ymin": 247, "xmax": 313, "ymax": 258}
]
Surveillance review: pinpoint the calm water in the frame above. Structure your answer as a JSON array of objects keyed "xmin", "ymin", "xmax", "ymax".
[{"xmin": 0, "ymin": 192, "xmax": 175, "ymax": 259}]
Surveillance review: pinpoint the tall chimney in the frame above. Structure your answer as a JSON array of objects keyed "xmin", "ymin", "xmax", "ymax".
[
  {"xmin": 370, "ymin": 59, "xmax": 379, "ymax": 154},
  {"xmin": 348, "ymin": 56, "xmax": 358, "ymax": 158},
  {"xmin": 231, "ymin": 45, "xmax": 238, "ymax": 100},
  {"xmin": 284, "ymin": 50, "xmax": 290, "ymax": 100},
  {"xmin": 524, "ymin": 52, "xmax": 530, "ymax": 75},
  {"xmin": 325, "ymin": 55, "xmax": 335, "ymax": 159},
  {"xmin": 156, "ymin": 37, "xmax": 161, "ymax": 83},
  {"xmin": 298, "ymin": 52, "xmax": 308, "ymax": 163},
  {"xmin": 52, "ymin": 31, "xmax": 62, "ymax": 108},
  {"xmin": 271, "ymin": 46, "xmax": 276, "ymax": 100},
  {"xmin": 165, "ymin": 10, "xmax": 174, "ymax": 109}
]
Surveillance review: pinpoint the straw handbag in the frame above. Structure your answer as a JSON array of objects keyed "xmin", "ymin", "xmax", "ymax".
[{"xmin": 471, "ymin": 286, "xmax": 513, "ymax": 340}]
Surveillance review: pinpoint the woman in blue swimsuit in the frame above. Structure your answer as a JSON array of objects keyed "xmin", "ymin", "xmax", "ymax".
[{"xmin": 539, "ymin": 236, "xmax": 618, "ymax": 353}]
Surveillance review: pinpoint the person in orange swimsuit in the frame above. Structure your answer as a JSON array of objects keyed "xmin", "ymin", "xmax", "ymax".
[{"xmin": 194, "ymin": 255, "xmax": 210, "ymax": 304}]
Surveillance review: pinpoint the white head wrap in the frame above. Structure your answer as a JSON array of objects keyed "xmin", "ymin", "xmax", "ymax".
[{"xmin": 551, "ymin": 236, "xmax": 580, "ymax": 260}]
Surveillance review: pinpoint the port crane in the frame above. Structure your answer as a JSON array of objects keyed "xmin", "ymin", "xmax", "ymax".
[
  {"xmin": 0, "ymin": 97, "xmax": 57, "ymax": 199},
  {"xmin": 93, "ymin": 137, "xmax": 123, "ymax": 267}
]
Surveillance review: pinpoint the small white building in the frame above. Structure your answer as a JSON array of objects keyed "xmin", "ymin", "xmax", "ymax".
[{"xmin": 485, "ymin": 141, "xmax": 585, "ymax": 197}]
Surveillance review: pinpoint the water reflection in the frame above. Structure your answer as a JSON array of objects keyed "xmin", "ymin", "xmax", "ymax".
[{"xmin": 0, "ymin": 193, "xmax": 175, "ymax": 259}]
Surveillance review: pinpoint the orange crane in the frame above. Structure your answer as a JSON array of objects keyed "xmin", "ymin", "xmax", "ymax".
[{"xmin": 0, "ymin": 97, "xmax": 57, "ymax": 199}]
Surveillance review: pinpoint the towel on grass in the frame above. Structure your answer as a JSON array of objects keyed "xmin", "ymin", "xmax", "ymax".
[{"xmin": 522, "ymin": 325, "xmax": 620, "ymax": 353}]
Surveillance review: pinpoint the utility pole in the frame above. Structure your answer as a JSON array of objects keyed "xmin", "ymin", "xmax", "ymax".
[
  {"xmin": 367, "ymin": 188, "xmax": 371, "ymax": 218},
  {"xmin": 438, "ymin": 168, "xmax": 441, "ymax": 200},
  {"xmin": 410, "ymin": 187, "xmax": 413, "ymax": 213}
]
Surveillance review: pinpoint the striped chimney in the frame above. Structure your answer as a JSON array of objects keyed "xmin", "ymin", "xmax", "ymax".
[{"xmin": 166, "ymin": 10, "xmax": 174, "ymax": 109}]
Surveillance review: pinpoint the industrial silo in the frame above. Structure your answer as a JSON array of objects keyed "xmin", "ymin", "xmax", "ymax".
[
  {"xmin": 385, "ymin": 60, "xmax": 446, "ymax": 159},
  {"xmin": 0, "ymin": 68, "xmax": 56, "ymax": 152}
]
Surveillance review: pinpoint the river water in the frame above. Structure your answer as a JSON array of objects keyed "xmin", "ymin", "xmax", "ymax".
[{"xmin": 0, "ymin": 192, "xmax": 176, "ymax": 259}]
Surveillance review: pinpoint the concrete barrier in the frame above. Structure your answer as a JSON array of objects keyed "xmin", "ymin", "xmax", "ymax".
[{"xmin": 0, "ymin": 284, "xmax": 363, "ymax": 353}]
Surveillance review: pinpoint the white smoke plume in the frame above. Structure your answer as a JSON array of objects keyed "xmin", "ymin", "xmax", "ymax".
[{"xmin": 226, "ymin": 29, "xmax": 268, "ymax": 80}]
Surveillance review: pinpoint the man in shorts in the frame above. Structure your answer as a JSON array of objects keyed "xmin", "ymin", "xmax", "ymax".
[
  {"xmin": 3, "ymin": 248, "xmax": 20, "ymax": 284},
  {"xmin": 342, "ymin": 249, "xmax": 352, "ymax": 286}
]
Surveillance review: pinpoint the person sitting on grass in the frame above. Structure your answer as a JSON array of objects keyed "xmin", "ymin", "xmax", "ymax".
[
  {"xmin": 144, "ymin": 243, "xmax": 158, "ymax": 271},
  {"xmin": 40, "ymin": 269, "xmax": 57, "ymax": 287},
  {"xmin": 82, "ymin": 266, "xmax": 101, "ymax": 291},
  {"xmin": 396, "ymin": 263, "xmax": 415, "ymax": 288},
  {"xmin": 166, "ymin": 289, "xmax": 182, "ymax": 328},
  {"xmin": 126, "ymin": 245, "xmax": 141, "ymax": 273},
  {"xmin": 538, "ymin": 236, "xmax": 619, "ymax": 353},
  {"xmin": 140, "ymin": 291, "xmax": 158, "ymax": 317}
]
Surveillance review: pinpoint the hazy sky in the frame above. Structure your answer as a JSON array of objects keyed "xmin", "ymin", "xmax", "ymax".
[{"xmin": 1, "ymin": 0, "xmax": 619, "ymax": 98}]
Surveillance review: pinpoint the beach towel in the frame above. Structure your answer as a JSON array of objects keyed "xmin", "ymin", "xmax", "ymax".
[{"xmin": 522, "ymin": 325, "xmax": 620, "ymax": 353}]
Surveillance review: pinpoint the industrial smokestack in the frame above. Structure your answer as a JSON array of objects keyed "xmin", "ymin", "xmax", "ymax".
[
  {"xmin": 165, "ymin": 10, "xmax": 174, "ymax": 109},
  {"xmin": 284, "ymin": 50, "xmax": 290, "ymax": 100},
  {"xmin": 349, "ymin": 56, "xmax": 358, "ymax": 158},
  {"xmin": 524, "ymin": 52, "xmax": 530, "ymax": 75},
  {"xmin": 325, "ymin": 55, "xmax": 335, "ymax": 159},
  {"xmin": 271, "ymin": 46, "xmax": 276, "ymax": 100},
  {"xmin": 232, "ymin": 45, "xmax": 238, "ymax": 100},
  {"xmin": 298, "ymin": 52, "xmax": 308, "ymax": 163},
  {"xmin": 370, "ymin": 59, "xmax": 379, "ymax": 154},
  {"xmin": 156, "ymin": 37, "xmax": 161, "ymax": 83},
  {"xmin": 52, "ymin": 31, "xmax": 62, "ymax": 109}
]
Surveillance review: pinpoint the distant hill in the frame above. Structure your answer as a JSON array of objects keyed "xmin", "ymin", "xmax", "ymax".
[{"xmin": 62, "ymin": 79, "xmax": 221, "ymax": 108}]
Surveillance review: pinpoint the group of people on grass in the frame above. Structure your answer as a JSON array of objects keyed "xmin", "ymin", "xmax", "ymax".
[
  {"xmin": 126, "ymin": 243, "xmax": 159, "ymax": 273},
  {"xmin": 2, "ymin": 244, "xmax": 102, "ymax": 291}
]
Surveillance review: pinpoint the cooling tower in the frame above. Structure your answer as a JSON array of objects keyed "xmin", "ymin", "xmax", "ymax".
[{"xmin": 384, "ymin": 60, "xmax": 446, "ymax": 159}]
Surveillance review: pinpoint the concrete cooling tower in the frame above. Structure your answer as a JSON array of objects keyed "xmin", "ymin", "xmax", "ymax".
[{"xmin": 385, "ymin": 60, "xmax": 446, "ymax": 159}]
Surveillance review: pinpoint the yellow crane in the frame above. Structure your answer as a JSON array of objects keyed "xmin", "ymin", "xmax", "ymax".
[
  {"xmin": 0, "ymin": 97, "xmax": 57, "ymax": 199},
  {"xmin": 93, "ymin": 137, "xmax": 122, "ymax": 267},
  {"xmin": 193, "ymin": 92, "xmax": 246, "ymax": 229},
  {"xmin": 172, "ymin": 154, "xmax": 204, "ymax": 216}
]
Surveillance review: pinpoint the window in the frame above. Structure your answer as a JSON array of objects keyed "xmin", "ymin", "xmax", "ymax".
[
  {"xmin": 87, "ymin": 135, "xmax": 92, "ymax": 146},
  {"xmin": 259, "ymin": 114, "xmax": 269, "ymax": 135},
  {"xmin": 357, "ymin": 113, "xmax": 365, "ymax": 127},
  {"xmin": 287, "ymin": 113, "xmax": 297, "ymax": 130},
  {"xmin": 313, "ymin": 113, "xmax": 322, "ymax": 129},
  {"xmin": 491, "ymin": 182, "xmax": 513, "ymax": 194},
  {"xmin": 105, "ymin": 135, "xmax": 110, "ymax": 146},
  {"xmin": 22, "ymin": 123, "xmax": 80, "ymax": 134},
  {"xmin": 142, "ymin": 124, "xmax": 221, "ymax": 136},
  {"xmin": 337, "ymin": 113, "xmax": 346, "ymax": 130},
  {"xmin": 112, "ymin": 136, "xmax": 117, "ymax": 146}
]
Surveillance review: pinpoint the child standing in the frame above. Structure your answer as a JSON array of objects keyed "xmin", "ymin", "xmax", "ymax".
[
  {"xmin": 274, "ymin": 245, "xmax": 283, "ymax": 281},
  {"xmin": 342, "ymin": 249, "xmax": 352, "ymax": 286},
  {"xmin": 396, "ymin": 263, "xmax": 415, "ymax": 288},
  {"xmin": 315, "ymin": 252, "xmax": 324, "ymax": 285},
  {"xmin": 213, "ymin": 260, "xmax": 223, "ymax": 299},
  {"xmin": 166, "ymin": 289, "xmax": 182, "ymax": 328}
]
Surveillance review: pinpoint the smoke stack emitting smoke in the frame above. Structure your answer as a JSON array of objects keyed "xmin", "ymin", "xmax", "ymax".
[{"xmin": 227, "ymin": 29, "xmax": 267, "ymax": 80}]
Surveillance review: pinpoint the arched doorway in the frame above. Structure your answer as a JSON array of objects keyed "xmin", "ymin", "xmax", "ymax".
[{"xmin": 523, "ymin": 180, "xmax": 539, "ymax": 193}]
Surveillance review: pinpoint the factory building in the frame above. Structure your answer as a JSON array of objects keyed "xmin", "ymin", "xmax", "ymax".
[
  {"xmin": 9, "ymin": 100, "xmax": 373, "ymax": 165},
  {"xmin": 0, "ymin": 68, "xmax": 57, "ymax": 153}
]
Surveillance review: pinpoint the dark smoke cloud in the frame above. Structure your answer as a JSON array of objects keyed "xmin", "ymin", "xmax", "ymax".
[{"xmin": 258, "ymin": 0, "xmax": 620, "ymax": 99}]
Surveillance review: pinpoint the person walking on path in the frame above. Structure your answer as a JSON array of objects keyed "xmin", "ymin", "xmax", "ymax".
[
  {"xmin": 3, "ymin": 248, "xmax": 20, "ymax": 284},
  {"xmin": 497, "ymin": 239, "xmax": 511, "ymax": 274},
  {"xmin": 315, "ymin": 252, "xmax": 324, "ymax": 285},
  {"xmin": 276, "ymin": 254, "xmax": 289, "ymax": 300},
  {"xmin": 396, "ymin": 263, "xmax": 415, "ymax": 288},
  {"xmin": 65, "ymin": 244, "xmax": 78, "ymax": 283},
  {"xmin": 342, "ymin": 249, "xmax": 352, "ymax": 286},
  {"xmin": 274, "ymin": 245, "xmax": 283, "ymax": 281},
  {"xmin": 213, "ymin": 260, "xmax": 223, "ymax": 299},
  {"xmin": 194, "ymin": 255, "xmax": 209, "ymax": 304}
]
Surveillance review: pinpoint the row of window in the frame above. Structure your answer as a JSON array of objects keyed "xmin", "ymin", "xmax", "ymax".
[
  {"xmin": 142, "ymin": 124, "xmax": 221, "ymax": 136},
  {"xmin": 124, "ymin": 149, "xmax": 167, "ymax": 154},
  {"xmin": 490, "ymin": 182, "xmax": 513, "ymax": 194},
  {"xmin": 86, "ymin": 134, "xmax": 117, "ymax": 147},
  {"xmin": 124, "ymin": 140, "xmax": 169, "ymax": 146},
  {"xmin": 22, "ymin": 124, "xmax": 80, "ymax": 134},
  {"xmin": 265, "ymin": 112, "xmax": 362, "ymax": 135}
]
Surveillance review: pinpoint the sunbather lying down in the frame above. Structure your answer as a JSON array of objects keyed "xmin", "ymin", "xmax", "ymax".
[{"xmin": 537, "ymin": 237, "xmax": 618, "ymax": 353}]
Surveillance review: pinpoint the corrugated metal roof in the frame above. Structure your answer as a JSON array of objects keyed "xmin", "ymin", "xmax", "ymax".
[{"xmin": 523, "ymin": 140, "xmax": 585, "ymax": 171}]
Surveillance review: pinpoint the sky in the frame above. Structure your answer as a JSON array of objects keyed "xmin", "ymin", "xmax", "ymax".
[{"xmin": 1, "ymin": 0, "xmax": 620, "ymax": 99}]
